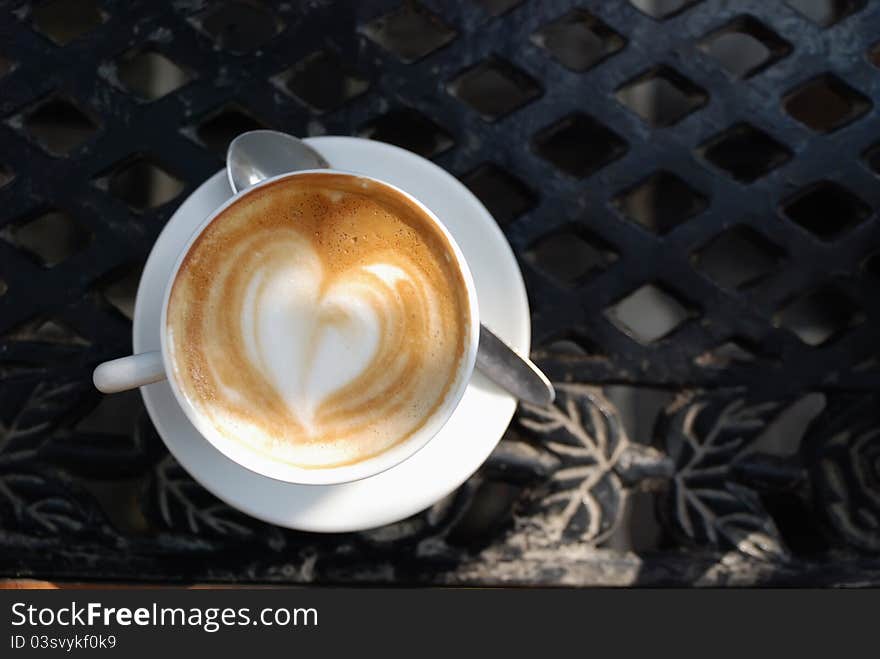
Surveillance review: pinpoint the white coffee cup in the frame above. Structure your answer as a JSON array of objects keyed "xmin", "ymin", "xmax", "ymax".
[{"xmin": 93, "ymin": 170, "xmax": 480, "ymax": 486}]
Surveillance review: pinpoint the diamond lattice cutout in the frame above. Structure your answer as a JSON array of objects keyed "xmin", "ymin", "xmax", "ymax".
[
  {"xmin": 525, "ymin": 226, "xmax": 617, "ymax": 285},
  {"xmin": 786, "ymin": 0, "xmax": 865, "ymax": 27},
  {"xmin": 613, "ymin": 171, "xmax": 707, "ymax": 234},
  {"xmin": 606, "ymin": 283, "xmax": 693, "ymax": 344},
  {"xmin": 96, "ymin": 156, "xmax": 185, "ymax": 212},
  {"xmin": 531, "ymin": 9, "xmax": 625, "ymax": 72},
  {"xmin": 698, "ymin": 123, "xmax": 791, "ymax": 183},
  {"xmin": 774, "ymin": 284, "xmax": 863, "ymax": 346},
  {"xmin": 461, "ymin": 163, "xmax": 536, "ymax": 226},
  {"xmin": 448, "ymin": 57, "xmax": 541, "ymax": 121},
  {"xmin": 783, "ymin": 74, "xmax": 871, "ymax": 133},
  {"xmin": 532, "ymin": 113, "xmax": 627, "ymax": 178},
  {"xmin": 692, "ymin": 225, "xmax": 783, "ymax": 289},
  {"xmin": 359, "ymin": 110, "xmax": 454, "ymax": 158},
  {"xmin": 116, "ymin": 46, "xmax": 191, "ymax": 101},
  {"xmin": 0, "ymin": 209, "xmax": 91, "ymax": 267},
  {"xmin": 272, "ymin": 50, "xmax": 369, "ymax": 113},
  {"xmin": 18, "ymin": 95, "xmax": 99, "ymax": 157},
  {"xmin": 781, "ymin": 181, "xmax": 871, "ymax": 241},
  {"xmin": 616, "ymin": 67, "xmax": 707, "ymax": 127},
  {"xmin": 699, "ymin": 16, "xmax": 791, "ymax": 79},
  {"xmin": 31, "ymin": 0, "xmax": 105, "ymax": 46},
  {"xmin": 191, "ymin": 104, "xmax": 269, "ymax": 157},
  {"xmin": 362, "ymin": 3, "xmax": 456, "ymax": 63}
]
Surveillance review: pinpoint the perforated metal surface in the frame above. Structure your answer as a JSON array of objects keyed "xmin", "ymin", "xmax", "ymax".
[{"xmin": 1, "ymin": 0, "xmax": 879, "ymax": 585}]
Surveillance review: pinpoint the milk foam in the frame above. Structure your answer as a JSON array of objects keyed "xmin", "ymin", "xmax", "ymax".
[{"xmin": 166, "ymin": 174, "xmax": 470, "ymax": 468}]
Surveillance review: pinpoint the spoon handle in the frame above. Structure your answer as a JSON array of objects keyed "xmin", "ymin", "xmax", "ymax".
[{"xmin": 476, "ymin": 325, "xmax": 555, "ymax": 407}]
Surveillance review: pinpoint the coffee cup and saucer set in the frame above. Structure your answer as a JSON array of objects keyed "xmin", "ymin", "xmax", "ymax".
[{"xmin": 93, "ymin": 135, "xmax": 535, "ymax": 533}]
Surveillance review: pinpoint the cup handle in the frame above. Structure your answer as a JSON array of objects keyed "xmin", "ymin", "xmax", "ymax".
[{"xmin": 93, "ymin": 351, "xmax": 166, "ymax": 393}]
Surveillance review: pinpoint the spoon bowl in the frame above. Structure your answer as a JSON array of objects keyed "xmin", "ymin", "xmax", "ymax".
[{"xmin": 227, "ymin": 130, "xmax": 330, "ymax": 194}]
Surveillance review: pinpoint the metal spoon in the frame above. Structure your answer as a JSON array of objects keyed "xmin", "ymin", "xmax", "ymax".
[{"xmin": 227, "ymin": 130, "xmax": 555, "ymax": 406}]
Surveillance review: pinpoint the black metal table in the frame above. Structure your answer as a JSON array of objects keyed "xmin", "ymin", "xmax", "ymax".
[{"xmin": 1, "ymin": 0, "xmax": 879, "ymax": 585}]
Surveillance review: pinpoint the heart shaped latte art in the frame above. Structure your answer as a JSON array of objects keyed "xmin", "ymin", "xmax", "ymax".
[
  {"xmin": 166, "ymin": 175, "xmax": 470, "ymax": 468},
  {"xmin": 240, "ymin": 235, "xmax": 426, "ymax": 433}
]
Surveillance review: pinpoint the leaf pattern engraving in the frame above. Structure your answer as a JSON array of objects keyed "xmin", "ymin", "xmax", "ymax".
[
  {"xmin": 659, "ymin": 395, "xmax": 788, "ymax": 560},
  {"xmin": 0, "ymin": 380, "xmax": 93, "ymax": 533},
  {"xmin": 0, "ymin": 381, "xmax": 85, "ymax": 461},
  {"xmin": 151, "ymin": 455, "xmax": 257, "ymax": 538},
  {"xmin": 519, "ymin": 385, "xmax": 627, "ymax": 545},
  {"xmin": 0, "ymin": 473, "xmax": 90, "ymax": 533},
  {"xmin": 804, "ymin": 394, "xmax": 880, "ymax": 552}
]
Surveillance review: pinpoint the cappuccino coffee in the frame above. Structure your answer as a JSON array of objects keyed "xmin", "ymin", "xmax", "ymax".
[{"xmin": 166, "ymin": 173, "xmax": 471, "ymax": 469}]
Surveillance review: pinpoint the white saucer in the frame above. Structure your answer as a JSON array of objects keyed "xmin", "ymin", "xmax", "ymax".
[{"xmin": 133, "ymin": 137, "xmax": 530, "ymax": 532}]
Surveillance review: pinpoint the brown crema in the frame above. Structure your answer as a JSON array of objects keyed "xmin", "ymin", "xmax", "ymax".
[{"xmin": 166, "ymin": 173, "xmax": 471, "ymax": 468}]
